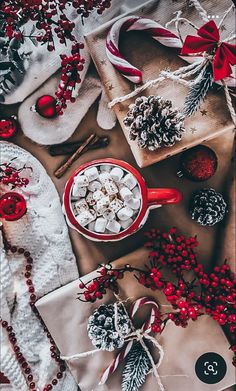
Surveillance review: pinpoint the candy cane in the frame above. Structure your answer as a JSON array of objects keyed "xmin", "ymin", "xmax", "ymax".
[
  {"xmin": 99, "ymin": 340, "xmax": 133, "ymax": 385},
  {"xmin": 106, "ymin": 16, "xmax": 202, "ymax": 84},
  {"xmin": 130, "ymin": 297, "xmax": 160, "ymax": 332}
]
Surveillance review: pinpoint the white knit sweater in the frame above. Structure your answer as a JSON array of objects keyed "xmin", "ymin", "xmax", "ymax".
[{"xmin": 0, "ymin": 141, "xmax": 79, "ymax": 391}]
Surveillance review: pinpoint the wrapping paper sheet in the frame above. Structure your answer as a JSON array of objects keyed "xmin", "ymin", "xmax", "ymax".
[
  {"xmin": 36, "ymin": 248, "xmax": 235, "ymax": 391},
  {"xmin": 85, "ymin": 0, "xmax": 235, "ymax": 167}
]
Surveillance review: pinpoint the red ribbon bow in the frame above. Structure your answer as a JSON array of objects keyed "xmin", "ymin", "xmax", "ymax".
[{"xmin": 181, "ymin": 20, "xmax": 236, "ymax": 81}]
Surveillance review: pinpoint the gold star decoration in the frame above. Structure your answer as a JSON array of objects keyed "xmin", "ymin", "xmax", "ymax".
[
  {"xmin": 220, "ymin": 24, "xmax": 226, "ymax": 32},
  {"xmin": 190, "ymin": 127, "xmax": 197, "ymax": 134},
  {"xmin": 200, "ymin": 109, "xmax": 207, "ymax": 116},
  {"xmin": 108, "ymin": 84, "xmax": 114, "ymax": 91}
]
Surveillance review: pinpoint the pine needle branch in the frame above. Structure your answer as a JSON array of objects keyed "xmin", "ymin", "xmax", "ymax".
[{"xmin": 183, "ymin": 64, "xmax": 214, "ymax": 117}]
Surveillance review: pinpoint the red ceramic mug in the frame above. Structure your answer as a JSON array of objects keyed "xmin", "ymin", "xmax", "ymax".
[{"xmin": 63, "ymin": 158, "xmax": 182, "ymax": 241}]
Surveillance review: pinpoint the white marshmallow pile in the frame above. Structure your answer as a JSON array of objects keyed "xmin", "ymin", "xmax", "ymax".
[{"xmin": 71, "ymin": 164, "xmax": 141, "ymax": 234}]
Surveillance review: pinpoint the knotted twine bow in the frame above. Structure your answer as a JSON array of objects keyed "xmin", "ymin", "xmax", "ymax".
[
  {"xmin": 61, "ymin": 297, "xmax": 165, "ymax": 391},
  {"xmin": 181, "ymin": 20, "xmax": 236, "ymax": 81}
]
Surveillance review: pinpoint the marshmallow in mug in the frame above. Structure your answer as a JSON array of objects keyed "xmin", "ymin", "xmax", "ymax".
[
  {"xmin": 86, "ymin": 192, "xmax": 96, "ymax": 206},
  {"xmin": 76, "ymin": 210, "xmax": 94, "ymax": 227},
  {"xmin": 94, "ymin": 217, "xmax": 107, "ymax": 233},
  {"xmin": 74, "ymin": 199, "xmax": 89, "ymax": 214},
  {"xmin": 88, "ymin": 180, "xmax": 102, "ymax": 192},
  {"xmin": 74, "ymin": 175, "xmax": 89, "ymax": 188},
  {"xmin": 125, "ymin": 198, "xmax": 140, "ymax": 210},
  {"xmin": 84, "ymin": 166, "xmax": 99, "ymax": 182},
  {"xmin": 110, "ymin": 167, "xmax": 124, "ymax": 182},
  {"xmin": 71, "ymin": 163, "xmax": 141, "ymax": 234},
  {"xmin": 99, "ymin": 172, "xmax": 111, "ymax": 184},
  {"xmin": 122, "ymin": 173, "xmax": 137, "ymax": 190},
  {"xmin": 120, "ymin": 186, "xmax": 133, "ymax": 202},
  {"xmin": 72, "ymin": 184, "xmax": 87, "ymax": 198},
  {"xmin": 96, "ymin": 196, "xmax": 110, "ymax": 213},
  {"xmin": 117, "ymin": 206, "xmax": 133, "ymax": 221},
  {"xmin": 104, "ymin": 180, "xmax": 119, "ymax": 196},
  {"xmin": 103, "ymin": 209, "xmax": 115, "ymax": 221},
  {"xmin": 106, "ymin": 219, "xmax": 121, "ymax": 233}
]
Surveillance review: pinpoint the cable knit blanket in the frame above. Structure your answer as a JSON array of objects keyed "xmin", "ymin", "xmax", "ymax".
[{"xmin": 0, "ymin": 141, "xmax": 79, "ymax": 391}]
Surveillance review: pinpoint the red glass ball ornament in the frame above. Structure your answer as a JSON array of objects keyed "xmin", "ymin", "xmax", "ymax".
[
  {"xmin": 34, "ymin": 95, "xmax": 58, "ymax": 119},
  {"xmin": 179, "ymin": 145, "xmax": 218, "ymax": 182},
  {"xmin": 0, "ymin": 118, "xmax": 18, "ymax": 139},
  {"xmin": 0, "ymin": 192, "xmax": 27, "ymax": 221}
]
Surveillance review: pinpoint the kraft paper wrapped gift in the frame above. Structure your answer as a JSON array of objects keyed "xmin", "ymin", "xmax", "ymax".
[
  {"xmin": 85, "ymin": 0, "xmax": 235, "ymax": 168},
  {"xmin": 36, "ymin": 248, "xmax": 235, "ymax": 391}
]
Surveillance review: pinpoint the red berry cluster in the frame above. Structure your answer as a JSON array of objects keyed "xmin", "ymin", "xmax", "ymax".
[
  {"xmin": 195, "ymin": 263, "xmax": 236, "ymax": 327},
  {"xmin": 78, "ymin": 227, "xmax": 236, "ymax": 366},
  {"xmin": 55, "ymin": 43, "xmax": 85, "ymax": 114},
  {"xmin": 0, "ymin": 0, "xmax": 112, "ymax": 114},
  {"xmin": 0, "ymin": 160, "xmax": 31, "ymax": 189},
  {"xmin": 144, "ymin": 227, "xmax": 199, "ymax": 275}
]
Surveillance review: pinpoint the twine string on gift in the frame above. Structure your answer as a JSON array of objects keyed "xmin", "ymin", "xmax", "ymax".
[
  {"xmin": 99, "ymin": 297, "xmax": 165, "ymax": 391},
  {"xmin": 108, "ymin": 3, "xmax": 236, "ymax": 126},
  {"xmin": 189, "ymin": 0, "xmax": 208, "ymax": 22},
  {"xmin": 61, "ymin": 297, "xmax": 165, "ymax": 391},
  {"xmin": 108, "ymin": 60, "xmax": 206, "ymax": 108}
]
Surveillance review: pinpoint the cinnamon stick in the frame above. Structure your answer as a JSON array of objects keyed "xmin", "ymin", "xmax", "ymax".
[
  {"xmin": 54, "ymin": 133, "xmax": 97, "ymax": 179},
  {"xmin": 49, "ymin": 136, "xmax": 109, "ymax": 156}
]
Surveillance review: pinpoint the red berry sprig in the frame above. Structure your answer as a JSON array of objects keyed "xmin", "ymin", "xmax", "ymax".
[
  {"xmin": 78, "ymin": 263, "xmax": 144, "ymax": 302},
  {"xmin": 0, "ymin": 160, "xmax": 31, "ymax": 189},
  {"xmin": 55, "ymin": 42, "xmax": 85, "ymax": 115},
  {"xmin": 0, "ymin": 1, "xmax": 112, "ymax": 114}
]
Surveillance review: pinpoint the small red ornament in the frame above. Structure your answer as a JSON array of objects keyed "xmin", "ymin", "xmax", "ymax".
[
  {"xmin": 0, "ymin": 117, "xmax": 18, "ymax": 139},
  {"xmin": 178, "ymin": 145, "xmax": 218, "ymax": 181},
  {"xmin": 0, "ymin": 192, "xmax": 27, "ymax": 221},
  {"xmin": 33, "ymin": 95, "xmax": 58, "ymax": 119}
]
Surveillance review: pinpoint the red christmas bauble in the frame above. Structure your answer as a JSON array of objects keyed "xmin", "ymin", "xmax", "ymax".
[
  {"xmin": 0, "ymin": 118, "xmax": 18, "ymax": 139},
  {"xmin": 35, "ymin": 95, "xmax": 58, "ymax": 119},
  {"xmin": 0, "ymin": 192, "xmax": 27, "ymax": 221},
  {"xmin": 179, "ymin": 145, "xmax": 218, "ymax": 181}
]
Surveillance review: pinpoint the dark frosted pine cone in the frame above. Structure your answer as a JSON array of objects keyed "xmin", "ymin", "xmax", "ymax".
[
  {"xmin": 123, "ymin": 95, "xmax": 185, "ymax": 151},
  {"xmin": 190, "ymin": 188, "xmax": 227, "ymax": 226},
  {"xmin": 87, "ymin": 303, "xmax": 132, "ymax": 351}
]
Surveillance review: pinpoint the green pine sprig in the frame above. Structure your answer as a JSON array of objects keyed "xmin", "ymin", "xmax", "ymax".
[
  {"xmin": 122, "ymin": 342, "xmax": 152, "ymax": 391},
  {"xmin": 183, "ymin": 64, "xmax": 214, "ymax": 117}
]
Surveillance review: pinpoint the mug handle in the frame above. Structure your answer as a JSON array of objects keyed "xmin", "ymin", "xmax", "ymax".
[{"xmin": 147, "ymin": 188, "xmax": 182, "ymax": 206}]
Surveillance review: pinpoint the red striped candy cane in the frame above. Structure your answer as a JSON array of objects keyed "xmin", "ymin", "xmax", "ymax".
[
  {"xmin": 99, "ymin": 340, "xmax": 133, "ymax": 385},
  {"xmin": 106, "ymin": 16, "xmax": 202, "ymax": 84}
]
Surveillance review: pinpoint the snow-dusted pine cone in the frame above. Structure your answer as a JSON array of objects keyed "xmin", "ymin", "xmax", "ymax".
[
  {"xmin": 190, "ymin": 188, "xmax": 227, "ymax": 226},
  {"xmin": 87, "ymin": 303, "xmax": 132, "ymax": 351},
  {"xmin": 123, "ymin": 95, "xmax": 185, "ymax": 151}
]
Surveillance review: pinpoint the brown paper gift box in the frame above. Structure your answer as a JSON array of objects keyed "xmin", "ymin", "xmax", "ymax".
[
  {"xmin": 36, "ymin": 247, "xmax": 235, "ymax": 391},
  {"xmin": 85, "ymin": 0, "xmax": 235, "ymax": 168}
]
